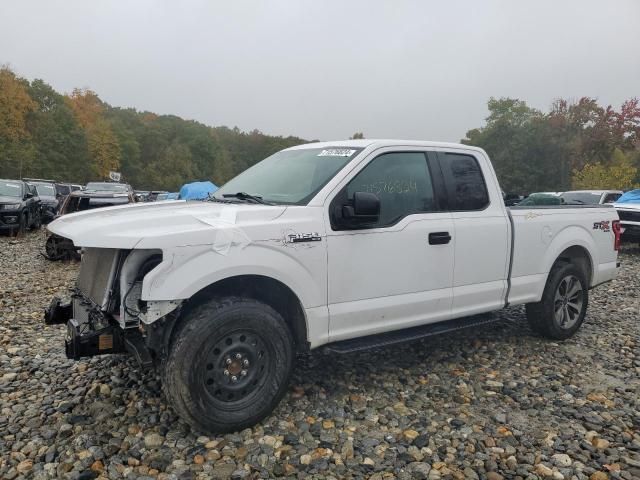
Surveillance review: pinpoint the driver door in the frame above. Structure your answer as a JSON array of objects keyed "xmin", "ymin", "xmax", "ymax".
[{"xmin": 326, "ymin": 149, "xmax": 455, "ymax": 341}]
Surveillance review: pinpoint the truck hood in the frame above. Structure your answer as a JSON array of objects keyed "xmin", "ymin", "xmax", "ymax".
[
  {"xmin": 0, "ymin": 195, "xmax": 22, "ymax": 205},
  {"xmin": 48, "ymin": 200, "xmax": 287, "ymax": 249},
  {"xmin": 614, "ymin": 202, "xmax": 640, "ymax": 211}
]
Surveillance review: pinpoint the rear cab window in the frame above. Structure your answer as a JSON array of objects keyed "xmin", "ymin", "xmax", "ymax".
[{"xmin": 439, "ymin": 152, "xmax": 489, "ymax": 211}]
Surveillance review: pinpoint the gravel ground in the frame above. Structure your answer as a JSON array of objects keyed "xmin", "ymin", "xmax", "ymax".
[{"xmin": 1, "ymin": 230, "xmax": 639, "ymax": 480}]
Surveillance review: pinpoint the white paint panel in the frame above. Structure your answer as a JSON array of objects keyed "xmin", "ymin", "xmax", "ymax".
[
  {"xmin": 328, "ymin": 288, "xmax": 453, "ymax": 341},
  {"xmin": 327, "ymin": 214, "xmax": 455, "ymax": 340}
]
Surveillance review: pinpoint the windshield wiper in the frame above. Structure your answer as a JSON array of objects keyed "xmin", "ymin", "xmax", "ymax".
[{"xmin": 221, "ymin": 192, "xmax": 273, "ymax": 205}]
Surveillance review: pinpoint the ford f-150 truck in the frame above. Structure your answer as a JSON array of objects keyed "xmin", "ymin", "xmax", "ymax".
[{"xmin": 45, "ymin": 140, "xmax": 621, "ymax": 433}]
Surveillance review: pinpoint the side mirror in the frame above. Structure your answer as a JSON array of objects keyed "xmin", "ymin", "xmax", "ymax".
[
  {"xmin": 24, "ymin": 192, "xmax": 33, "ymax": 199},
  {"xmin": 342, "ymin": 191, "xmax": 380, "ymax": 222}
]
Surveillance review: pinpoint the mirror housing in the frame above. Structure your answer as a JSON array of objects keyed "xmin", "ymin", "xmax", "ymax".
[
  {"xmin": 342, "ymin": 191, "xmax": 380, "ymax": 223},
  {"xmin": 24, "ymin": 192, "xmax": 33, "ymax": 199}
]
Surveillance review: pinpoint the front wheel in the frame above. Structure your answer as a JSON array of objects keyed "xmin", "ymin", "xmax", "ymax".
[
  {"xmin": 15, "ymin": 213, "xmax": 27, "ymax": 237},
  {"xmin": 163, "ymin": 297, "xmax": 294, "ymax": 433},
  {"xmin": 31, "ymin": 211, "xmax": 42, "ymax": 230},
  {"xmin": 526, "ymin": 262, "xmax": 588, "ymax": 340}
]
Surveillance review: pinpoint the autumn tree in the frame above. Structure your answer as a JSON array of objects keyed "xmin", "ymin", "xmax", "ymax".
[
  {"xmin": 67, "ymin": 88, "xmax": 121, "ymax": 179},
  {"xmin": 0, "ymin": 67, "xmax": 37, "ymax": 177},
  {"xmin": 572, "ymin": 149, "xmax": 639, "ymax": 190}
]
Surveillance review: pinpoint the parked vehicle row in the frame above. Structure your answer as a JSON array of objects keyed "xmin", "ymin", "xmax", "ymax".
[{"xmin": 512, "ymin": 190, "xmax": 622, "ymax": 207}]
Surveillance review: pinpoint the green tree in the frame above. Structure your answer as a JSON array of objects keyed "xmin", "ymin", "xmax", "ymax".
[{"xmin": 26, "ymin": 79, "xmax": 91, "ymax": 181}]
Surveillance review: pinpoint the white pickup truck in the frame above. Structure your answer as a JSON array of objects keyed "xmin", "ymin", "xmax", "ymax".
[{"xmin": 45, "ymin": 140, "xmax": 621, "ymax": 433}]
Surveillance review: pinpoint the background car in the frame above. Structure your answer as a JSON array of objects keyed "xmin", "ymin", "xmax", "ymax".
[
  {"xmin": 45, "ymin": 188, "xmax": 135, "ymax": 260},
  {"xmin": 0, "ymin": 179, "xmax": 42, "ymax": 234},
  {"xmin": 516, "ymin": 192, "xmax": 563, "ymax": 206},
  {"xmin": 614, "ymin": 189, "xmax": 640, "ymax": 244},
  {"xmin": 85, "ymin": 181, "xmax": 134, "ymax": 193},
  {"xmin": 559, "ymin": 190, "xmax": 622, "ymax": 205},
  {"xmin": 27, "ymin": 180, "xmax": 59, "ymax": 223}
]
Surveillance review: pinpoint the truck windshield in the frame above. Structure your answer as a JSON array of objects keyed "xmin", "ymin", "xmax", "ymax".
[
  {"xmin": 0, "ymin": 182, "xmax": 22, "ymax": 197},
  {"xmin": 34, "ymin": 184, "xmax": 56, "ymax": 196},
  {"xmin": 214, "ymin": 147, "xmax": 362, "ymax": 205}
]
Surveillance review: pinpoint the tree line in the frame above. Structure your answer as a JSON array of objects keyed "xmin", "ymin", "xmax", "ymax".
[
  {"xmin": 0, "ymin": 67, "xmax": 307, "ymax": 191},
  {"xmin": 1, "ymin": 66, "xmax": 639, "ymax": 193},
  {"xmin": 462, "ymin": 97, "xmax": 640, "ymax": 193}
]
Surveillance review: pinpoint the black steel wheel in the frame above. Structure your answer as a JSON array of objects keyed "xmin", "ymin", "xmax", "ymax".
[
  {"xmin": 163, "ymin": 296, "xmax": 294, "ymax": 433},
  {"xmin": 201, "ymin": 331, "xmax": 270, "ymax": 403}
]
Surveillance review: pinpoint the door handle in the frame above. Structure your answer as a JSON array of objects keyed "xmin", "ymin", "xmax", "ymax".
[{"xmin": 428, "ymin": 232, "xmax": 452, "ymax": 245}]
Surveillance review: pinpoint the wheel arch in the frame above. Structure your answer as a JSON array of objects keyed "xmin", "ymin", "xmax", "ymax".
[
  {"xmin": 181, "ymin": 275, "xmax": 309, "ymax": 352},
  {"xmin": 554, "ymin": 245, "xmax": 593, "ymax": 286},
  {"xmin": 542, "ymin": 225, "xmax": 597, "ymax": 288}
]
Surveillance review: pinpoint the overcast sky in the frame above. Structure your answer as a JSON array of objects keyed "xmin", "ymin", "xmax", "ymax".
[{"xmin": 1, "ymin": 0, "xmax": 639, "ymax": 142}]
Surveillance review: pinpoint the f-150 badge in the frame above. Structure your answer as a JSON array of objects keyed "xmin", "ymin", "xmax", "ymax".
[
  {"xmin": 287, "ymin": 232, "xmax": 322, "ymax": 243},
  {"xmin": 593, "ymin": 221, "xmax": 610, "ymax": 232}
]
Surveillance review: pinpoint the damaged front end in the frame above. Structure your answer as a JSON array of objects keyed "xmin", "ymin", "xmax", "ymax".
[{"xmin": 44, "ymin": 248, "xmax": 182, "ymax": 366}]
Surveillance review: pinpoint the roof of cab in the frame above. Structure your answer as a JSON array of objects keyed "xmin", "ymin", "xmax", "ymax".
[{"xmin": 286, "ymin": 139, "xmax": 485, "ymax": 152}]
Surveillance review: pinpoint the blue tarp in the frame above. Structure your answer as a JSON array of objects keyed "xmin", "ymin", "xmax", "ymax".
[
  {"xmin": 616, "ymin": 189, "xmax": 640, "ymax": 204},
  {"xmin": 178, "ymin": 181, "xmax": 218, "ymax": 200}
]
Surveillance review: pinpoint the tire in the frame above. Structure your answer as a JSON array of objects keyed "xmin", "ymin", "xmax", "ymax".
[
  {"xmin": 31, "ymin": 211, "xmax": 42, "ymax": 230},
  {"xmin": 16, "ymin": 213, "xmax": 27, "ymax": 236},
  {"xmin": 163, "ymin": 296, "xmax": 294, "ymax": 434},
  {"xmin": 525, "ymin": 262, "xmax": 588, "ymax": 340},
  {"xmin": 45, "ymin": 235, "xmax": 61, "ymax": 261}
]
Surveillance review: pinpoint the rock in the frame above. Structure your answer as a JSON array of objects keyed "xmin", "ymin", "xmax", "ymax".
[
  {"xmin": 535, "ymin": 463, "xmax": 554, "ymax": 477},
  {"xmin": 407, "ymin": 462, "xmax": 431, "ymax": 479},
  {"xmin": 300, "ymin": 454, "xmax": 312, "ymax": 465},
  {"xmin": 16, "ymin": 460, "xmax": 33, "ymax": 473},
  {"xmin": 144, "ymin": 433, "xmax": 164, "ymax": 448},
  {"xmin": 403, "ymin": 429, "xmax": 419, "ymax": 441},
  {"xmin": 486, "ymin": 473, "xmax": 503, "ymax": 480},
  {"xmin": 341, "ymin": 439, "xmax": 354, "ymax": 459},
  {"xmin": 494, "ymin": 413, "xmax": 507, "ymax": 423},
  {"xmin": 552, "ymin": 453, "xmax": 572, "ymax": 467},
  {"xmin": 592, "ymin": 438, "xmax": 610, "ymax": 449},
  {"xmin": 589, "ymin": 473, "xmax": 608, "ymax": 480},
  {"xmin": 211, "ymin": 464, "xmax": 236, "ymax": 479},
  {"xmin": 322, "ymin": 419, "xmax": 335, "ymax": 429}
]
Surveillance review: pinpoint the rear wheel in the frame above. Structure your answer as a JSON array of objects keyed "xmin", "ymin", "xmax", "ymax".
[
  {"xmin": 526, "ymin": 262, "xmax": 588, "ymax": 340},
  {"xmin": 163, "ymin": 297, "xmax": 294, "ymax": 433}
]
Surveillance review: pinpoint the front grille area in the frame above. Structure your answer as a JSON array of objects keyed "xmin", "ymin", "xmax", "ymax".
[
  {"xmin": 76, "ymin": 248, "xmax": 120, "ymax": 309},
  {"xmin": 617, "ymin": 209, "xmax": 640, "ymax": 222}
]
